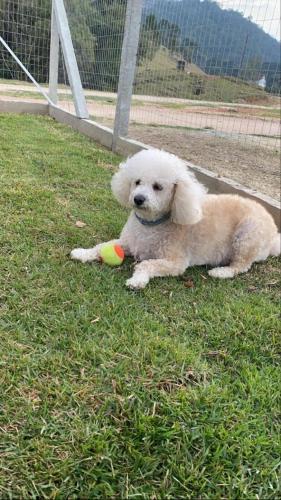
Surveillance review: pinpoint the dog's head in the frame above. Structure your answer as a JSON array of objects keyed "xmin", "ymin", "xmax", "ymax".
[{"xmin": 111, "ymin": 149, "xmax": 206, "ymax": 225}]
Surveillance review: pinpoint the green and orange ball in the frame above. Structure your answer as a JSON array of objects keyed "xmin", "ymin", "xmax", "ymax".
[{"xmin": 100, "ymin": 243, "xmax": 125, "ymax": 266}]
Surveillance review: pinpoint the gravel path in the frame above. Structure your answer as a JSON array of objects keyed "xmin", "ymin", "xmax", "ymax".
[{"xmin": 129, "ymin": 125, "xmax": 280, "ymax": 201}]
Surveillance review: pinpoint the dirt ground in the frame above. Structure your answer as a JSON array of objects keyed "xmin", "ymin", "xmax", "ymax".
[
  {"xmin": 1, "ymin": 85, "xmax": 280, "ymax": 142},
  {"xmin": 128, "ymin": 125, "xmax": 281, "ymax": 201},
  {"xmin": 58, "ymin": 98, "xmax": 281, "ymax": 141}
]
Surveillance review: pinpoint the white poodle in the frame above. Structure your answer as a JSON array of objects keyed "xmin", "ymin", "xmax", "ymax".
[{"xmin": 71, "ymin": 149, "xmax": 280, "ymax": 289}]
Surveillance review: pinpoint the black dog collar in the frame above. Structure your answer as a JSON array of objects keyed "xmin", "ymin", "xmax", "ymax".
[{"xmin": 134, "ymin": 211, "xmax": 171, "ymax": 226}]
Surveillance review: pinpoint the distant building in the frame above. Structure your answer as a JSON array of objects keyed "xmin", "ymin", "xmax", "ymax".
[
  {"xmin": 256, "ymin": 75, "xmax": 266, "ymax": 88},
  {"xmin": 177, "ymin": 60, "xmax": 186, "ymax": 71}
]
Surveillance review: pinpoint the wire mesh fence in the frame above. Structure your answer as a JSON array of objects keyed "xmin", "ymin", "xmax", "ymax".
[
  {"xmin": 0, "ymin": 0, "xmax": 51, "ymax": 83},
  {"xmin": 60, "ymin": 0, "xmax": 126, "ymax": 118},
  {"xmin": 129, "ymin": 0, "xmax": 280, "ymax": 148},
  {"xmin": 0, "ymin": 0, "xmax": 280, "ymax": 149}
]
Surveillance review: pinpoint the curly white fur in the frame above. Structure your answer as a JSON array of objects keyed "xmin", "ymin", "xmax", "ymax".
[{"xmin": 71, "ymin": 149, "xmax": 280, "ymax": 289}]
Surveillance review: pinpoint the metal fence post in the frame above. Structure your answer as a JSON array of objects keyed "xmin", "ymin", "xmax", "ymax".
[
  {"xmin": 53, "ymin": 0, "xmax": 89, "ymax": 118},
  {"xmin": 112, "ymin": 0, "xmax": 143, "ymax": 151},
  {"xmin": 49, "ymin": 0, "xmax": 59, "ymax": 104}
]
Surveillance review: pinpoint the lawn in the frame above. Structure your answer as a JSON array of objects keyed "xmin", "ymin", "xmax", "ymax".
[{"xmin": 0, "ymin": 113, "xmax": 280, "ymax": 499}]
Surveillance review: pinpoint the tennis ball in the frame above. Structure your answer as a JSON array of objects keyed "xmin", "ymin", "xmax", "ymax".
[{"xmin": 100, "ymin": 244, "xmax": 125, "ymax": 266}]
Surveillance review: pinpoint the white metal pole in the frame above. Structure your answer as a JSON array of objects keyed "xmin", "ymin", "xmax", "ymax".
[
  {"xmin": 53, "ymin": 0, "xmax": 89, "ymax": 118},
  {"xmin": 49, "ymin": 0, "xmax": 59, "ymax": 104},
  {"xmin": 112, "ymin": 0, "xmax": 143, "ymax": 150},
  {"xmin": 0, "ymin": 36, "xmax": 54, "ymax": 105}
]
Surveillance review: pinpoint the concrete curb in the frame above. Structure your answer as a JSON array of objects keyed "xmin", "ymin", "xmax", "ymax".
[{"xmin": 0, "ymin": 100, "xmax": 49, "ymax": 114}]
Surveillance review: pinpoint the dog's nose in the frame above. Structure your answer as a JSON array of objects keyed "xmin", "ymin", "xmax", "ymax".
[{"xmin": 134, "ymin": 194, "xmax": 145, "ymax": 206}]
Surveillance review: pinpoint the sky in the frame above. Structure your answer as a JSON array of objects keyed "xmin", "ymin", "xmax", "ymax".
[{"xmin": 218, "ymin": 0, "xmax": 281, "ymax": 40}]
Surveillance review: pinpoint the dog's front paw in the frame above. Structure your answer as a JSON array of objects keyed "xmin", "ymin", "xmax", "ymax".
[
  {"xmin": 70, "ymin": 248, "xmax": 98, "ymax": 263},
  {"xmin": 208, "ymin": 266, "xmax": 235, "ymax": 279},
  {"xmin": 126, "ymin": 274, "xmax": 149, "ymax": 290}
]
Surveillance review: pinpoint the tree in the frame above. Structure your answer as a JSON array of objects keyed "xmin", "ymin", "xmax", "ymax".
[
  {"xmin": 143, "ymin": 14, "xmax": 159, "ymax": 33},
  {"xmin": 137, "ymin": 14, "xmax": 161, "ymax": 64},
  {"xmin": 158, "ymin": 19, "xmax": 181, "ymax": 53},
  {"xmin": 89, "ymin": 0, "xmax": 127, "ymax": 90},
  {"xmin": 0, "ymin": 0, "xmax": 96, "ymax": 86},
  {"xmin": 0, "ymin": 0, "xmax": 51, "ymax": 82},
  {"xmin": 179, "ymin": 38, "xmax": 198, "ymax": 63},
  {"xmin": 65, "ymin": 0, "xmax": 96, "ymax": 88},
  {"xmin": 240, "ymin": 56, "xmax": 263, "ymax": 82},
  {"xmin": 263, "ymin": 62, "xmax": 281, "ymax": 95}
]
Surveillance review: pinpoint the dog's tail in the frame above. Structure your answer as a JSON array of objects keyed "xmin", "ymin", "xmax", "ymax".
[{"xmin": 270, "ymin": 233, "xmax": 281, "ymax": 256}]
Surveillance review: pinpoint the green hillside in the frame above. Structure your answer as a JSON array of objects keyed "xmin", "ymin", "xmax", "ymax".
[{"xmin": 134, "ymin": 49, "xmax": 270, "ymax": 104}]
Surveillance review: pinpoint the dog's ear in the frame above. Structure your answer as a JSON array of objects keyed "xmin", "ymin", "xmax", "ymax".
[
  {"xmin": 111, "ymin": 162, "xmax": 131, "ymax": 207},
  {"xmin": 171, "ymin": 171, "xmax": 205, "ymax": 225}
]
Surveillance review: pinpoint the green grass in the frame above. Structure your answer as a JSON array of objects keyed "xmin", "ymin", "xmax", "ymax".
[
  {"xmin": 0, "ymin": 113, "xmax": 280, "ymax": 499},
  {"xmin": 134, "ymin": 69, "xmax": 269, "ymax": 104}
]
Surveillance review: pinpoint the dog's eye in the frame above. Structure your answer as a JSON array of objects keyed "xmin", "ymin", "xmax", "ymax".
[
  {"xmin": 135, "ymin": 179, "xmax": 141, "ymax": 186},
  {"xmin": 153, "ymin": 183, "xmax": 163, "ymax": 191}
]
